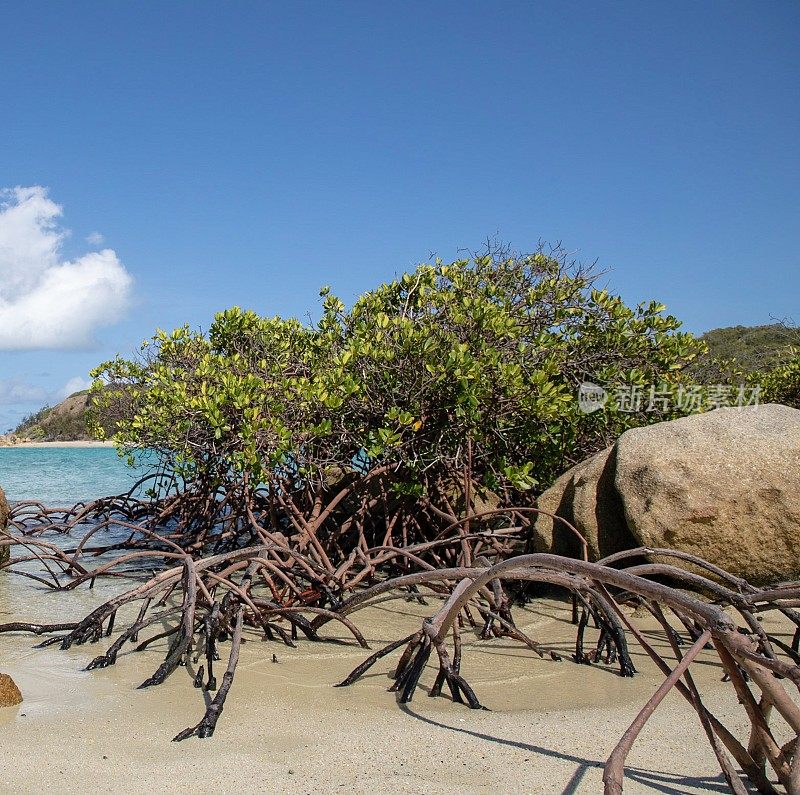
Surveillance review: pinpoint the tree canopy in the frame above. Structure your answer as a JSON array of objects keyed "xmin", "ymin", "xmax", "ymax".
[{"xmin": 91, "ymin": 248, "xmax": 704, "ymax": 504}]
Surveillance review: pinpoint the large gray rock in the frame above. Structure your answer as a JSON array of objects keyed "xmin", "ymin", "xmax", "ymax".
[
  {"xmin": 0, "ymin": 486, "xmax": 8, "ymax": 565},
  {"xmin": 534, "ymin": 446, "xmax": 635, "ymax": 560},
  {"xmin": 615, "ymin": 404, "xmax": 800, "ymax": 583},
  {"xmin": 535, "ymin": 404, "xmax": 800, "ymax": 584}
]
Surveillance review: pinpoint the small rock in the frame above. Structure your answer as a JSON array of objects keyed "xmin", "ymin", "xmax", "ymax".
[{"xmin": 0, "ymin": 673, "xmax": 23, "ymax": 707}]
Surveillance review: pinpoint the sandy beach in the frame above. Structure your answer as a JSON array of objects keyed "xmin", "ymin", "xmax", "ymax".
[{"xmin": 1, "ymin": 577, "xmax": 793, "ymax": 795}]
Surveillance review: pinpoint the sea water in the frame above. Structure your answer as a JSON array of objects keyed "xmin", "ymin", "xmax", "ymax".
[{"xmin": 0, "ymin": 447, "xmax": 144, "ymax": 505}]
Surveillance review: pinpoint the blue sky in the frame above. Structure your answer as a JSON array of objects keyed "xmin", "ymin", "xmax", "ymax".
[{"xmin": 0, "ymin": 1, "xmax": 798, "ymax": 431}]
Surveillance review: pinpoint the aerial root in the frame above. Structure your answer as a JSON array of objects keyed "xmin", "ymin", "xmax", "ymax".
[
  {"xmin": 334, "ymin": 632, "xmax": 417, "ymax": 688},
  {"xmin": 173, "ymin": 606, "xmax": 245, "ymax": 741},
  {"xmin": 338, "ymin": 555, "xmax": 800, "ymax": 794},
  {"xmin": 3, "ymin": 495, "xmax": 800, "ymax": 792}
]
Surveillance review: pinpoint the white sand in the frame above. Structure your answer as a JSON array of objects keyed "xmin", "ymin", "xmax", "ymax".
[{"xmin": 0, "ymin": 582, "xmax": 794, "ymax": 794}]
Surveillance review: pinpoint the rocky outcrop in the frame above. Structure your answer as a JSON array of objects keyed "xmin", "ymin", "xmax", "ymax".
[
  {"xmin": 534, "ymin": 404, "xmax": 800, "ymax": 584},
  {"xmin": 0, "ymin": 434, "xmax": 28, "ymax": 447},
  {"xmin": 0, "ymin": 674, "xmax": 22, "ymax": 707}
]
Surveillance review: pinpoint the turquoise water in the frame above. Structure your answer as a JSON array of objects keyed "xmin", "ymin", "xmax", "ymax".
[{"xmin": 0, "ymin": 447, "xmax": 145, "ymax": 505}]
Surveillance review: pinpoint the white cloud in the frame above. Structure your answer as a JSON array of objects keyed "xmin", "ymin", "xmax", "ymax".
[
  {"xmin": 58, "ymin": 375, "xmax": 93, "ymax": 400},
  {"xmin": 86, "ymin": 231, "xmax": 104, "ymax": 246},
  {"xmin": 0, "ymin": 186, "xmax": 133, "ymax": 350},
  {"xmin": 0, "ymin": 379, "xmax": 47, "ymax": 405}
]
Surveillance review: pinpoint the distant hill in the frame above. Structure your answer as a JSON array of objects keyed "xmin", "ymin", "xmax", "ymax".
[
  {"xmin": 691, "ymin": 323, "xmax": 798, "ymax": 382},
  {"xmin": 13, "ymin": 390, "xmax": 95, "ymax": 441},
  {"xmin": 700, "ymin": 323, "xmax": 798, "ymax": 369}
]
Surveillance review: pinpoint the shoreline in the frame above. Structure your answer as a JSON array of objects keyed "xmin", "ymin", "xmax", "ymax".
[
  {"xmin": 2, "ymin": 587, "xmax": 795, "ymax": 793},
  {"xmin": 0, "ymin": 440, "xmax": 115, "ymax": 449}
]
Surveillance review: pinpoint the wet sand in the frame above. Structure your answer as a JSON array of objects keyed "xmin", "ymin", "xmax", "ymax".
[{"xmin": 0, "ymin": 575, "xmax": 794, "ymax": 794}]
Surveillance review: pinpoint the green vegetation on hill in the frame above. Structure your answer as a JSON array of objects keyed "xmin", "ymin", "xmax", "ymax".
[
  {"xmin": 685, "ymin": 322, "xmax": 800, "ymax": 409},
  {"xmin": 13, "ymin": 404, "xmax": 54, "ymax": 438},
  {"xmin": 13, "ymin": 390, "xmax": 96, "ymax": 441},
  {"xmin": 691, "ymin": 323, "xmax": 799, "ymax": 382}
]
